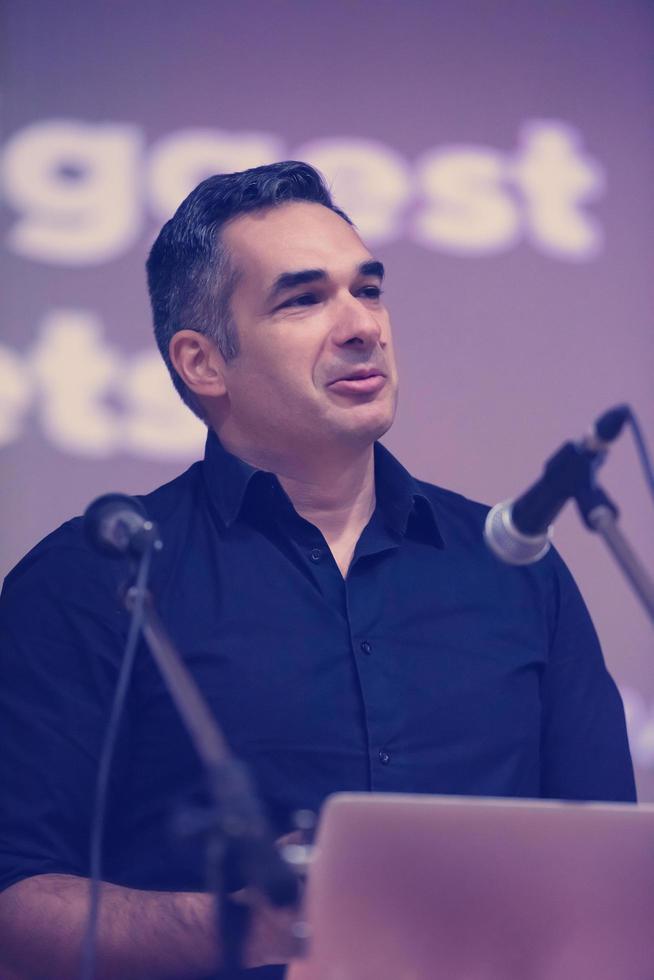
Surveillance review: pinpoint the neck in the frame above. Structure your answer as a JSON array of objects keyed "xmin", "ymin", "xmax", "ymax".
[
  {"xmin": 275, "ymin": 445, "xmax": 376, "ymax": 540},
  {"xmin": 276, "ymin": 445, "xmax": 376, "ymax": 577},
  {"xmin": 216, "ymin": 430, "xmax": 377, "ymax": 570}
]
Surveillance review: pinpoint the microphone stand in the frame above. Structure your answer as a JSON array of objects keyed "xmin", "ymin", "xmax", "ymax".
[
  {"xmin": 122, "ymin": 584, "xmax": 300, "ymax": 977},
  {"xmin": 573, "ymin": 464, "xmax": 654, "ymax": 626}
]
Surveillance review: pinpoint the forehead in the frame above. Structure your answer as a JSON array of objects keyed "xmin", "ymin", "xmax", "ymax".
[{"xmin": 222, "ymin": 201, "xmax": 372, "ymax": 288}]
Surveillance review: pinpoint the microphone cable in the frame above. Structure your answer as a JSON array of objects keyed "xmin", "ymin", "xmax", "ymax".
[
  {"xmin": 79, "ymin": 542, "xmax": 154, "ymax": 980},
  {"xmin": 591, "ymin": 404, "xmax": 654, "ymax": 501},
  {"xmin": 624, "ymin": 407, "xmax": 654, "ymax": 503}
]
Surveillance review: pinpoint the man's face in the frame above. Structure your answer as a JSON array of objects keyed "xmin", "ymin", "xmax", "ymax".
[{"xmin": 216, "ymin": 201, "xmax": 398, "ymax": 462}]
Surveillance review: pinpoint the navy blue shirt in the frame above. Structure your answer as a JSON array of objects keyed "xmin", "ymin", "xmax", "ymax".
[{"xmin": 0, "ymin": 433, "xmax": 636, "ymax": 973}]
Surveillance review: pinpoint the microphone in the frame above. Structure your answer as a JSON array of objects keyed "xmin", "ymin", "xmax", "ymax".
[
  {"xmin": 83, "ymin": 494, "xmax": 163, "ymax": 558},
  {"xmin": 484, "ymin": 405, "xmax": 630, "ymax": 565}
]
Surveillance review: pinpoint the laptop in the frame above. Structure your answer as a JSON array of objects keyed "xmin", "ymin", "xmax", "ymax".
[{"xmin": 288, "ymin": 792, "xmax": 654, "ymax": 980}]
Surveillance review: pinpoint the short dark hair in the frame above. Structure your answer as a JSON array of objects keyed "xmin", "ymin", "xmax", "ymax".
[{"xmin": 146, "ymin": 160, "xmax": 353, "ymax": 419}]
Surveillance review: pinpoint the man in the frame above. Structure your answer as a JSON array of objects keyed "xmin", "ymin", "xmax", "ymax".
[{"xmin": 0, "ymin": 161, "xmax": 636, "ymax": 979}]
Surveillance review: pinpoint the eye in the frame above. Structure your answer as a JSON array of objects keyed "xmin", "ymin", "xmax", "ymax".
[
  {"xmin": 280, "ymin": 292, "xmax": 320, "ymax": 308},
  {"xmin": 359, "ymin": 285, "xmax": 384, "ymax": 299}
]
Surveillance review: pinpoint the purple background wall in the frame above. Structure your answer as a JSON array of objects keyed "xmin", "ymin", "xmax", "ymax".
[{"xmin": 2, "ymin": 1, "xmax": 653, "ymax": 798}]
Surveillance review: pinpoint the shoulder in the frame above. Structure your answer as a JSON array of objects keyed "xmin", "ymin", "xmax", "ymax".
[
  {"xmin": 3, "ymin": 516, "xmax": 98, "ymax": 597},
  {"xmin": 414, "ymin": 474, "xmax": 567, "ymax": 570},
  {"xmin": 1, "ymin": 461, "xmax": 204, "ymax": 607},
  {"xmin": 410, "ymin": 474, "xmax": 579, "ymax": 624}
]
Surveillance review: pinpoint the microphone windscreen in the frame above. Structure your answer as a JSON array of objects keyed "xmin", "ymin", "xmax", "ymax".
[{"xmin": 83, "ymin": 493, "xmax": 150, "ymax": 557}]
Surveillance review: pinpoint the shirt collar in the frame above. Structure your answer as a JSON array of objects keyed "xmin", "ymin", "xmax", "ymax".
[
  {"xmin": 202, "ymin": 429, "xmax": 444, "ymax": 548},
  {"xmin": 202, "ymin": 429, "xmax": 263, "ymax": 528},
  {"xmin": 373, "ymin": 441, "xmax": 445, "ymax": 548}
]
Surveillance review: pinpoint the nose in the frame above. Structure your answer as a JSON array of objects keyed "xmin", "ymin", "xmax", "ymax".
[{"xmin": 330, "ymin": 292, "xmax": 383, "ymax": 351}]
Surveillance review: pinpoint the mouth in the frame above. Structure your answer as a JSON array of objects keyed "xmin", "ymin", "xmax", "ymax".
[{"xmin": 327, "ymin": 369, "xmax": 387, "ymax": 396}]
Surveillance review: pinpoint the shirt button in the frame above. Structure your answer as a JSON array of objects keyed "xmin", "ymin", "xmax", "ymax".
[
  {"xmin": 379, "ymin": 749, "xmax": 391, "ymax": 765},
  {"xmin": 310, "ymin": 548, "xmax": 322, "ymax": 562},
  {"xmin": 360, "ymin": 640, "xmax": 372, "ymax": 655}
]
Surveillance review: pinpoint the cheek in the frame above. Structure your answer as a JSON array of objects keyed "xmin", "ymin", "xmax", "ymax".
[
  {"xmin": 381, "ymin": 336, "xmax": 397, "ymax": 375},
  {"xmin": 261, "ymin": 333, "xmax": 323, "ymax": 383},
  {"xmin": 234, "ymin": 344, "xmax": 319, "ymax": 406}
]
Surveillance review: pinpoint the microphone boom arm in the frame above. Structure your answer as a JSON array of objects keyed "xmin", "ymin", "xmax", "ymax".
[
  {"xmin": 122, "ymin": 585, "xmax": 301, "ymax": 972},
  {"xmin": 574, "ymin": 484, "xmax": 654, "ymax": 625},
  {"xmin": 484, "ymin": 404, "xmax": 654, "ymax": 626}
]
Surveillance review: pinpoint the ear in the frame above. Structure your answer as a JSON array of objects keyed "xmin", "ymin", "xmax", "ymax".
[{"xmin": 169, "ymin": 330, "xmax": 228, "ymax": 400}]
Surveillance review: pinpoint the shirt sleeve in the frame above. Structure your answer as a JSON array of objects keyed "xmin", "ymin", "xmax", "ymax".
[
  {"xmin": 0, "ymin": 526, "xmax": 131, "ymax": 893},
  {"xmin": 539, "ymin": 550, "xmax": 637, "ymax": 802}
]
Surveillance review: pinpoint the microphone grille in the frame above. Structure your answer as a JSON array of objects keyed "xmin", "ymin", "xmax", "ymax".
[{"xmin": 484, "ymin": 501, "xmax": 552, "ymax": 566}]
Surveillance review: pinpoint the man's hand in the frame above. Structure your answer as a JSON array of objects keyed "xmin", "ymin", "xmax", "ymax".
[
  {"xmin": 233, "ymin": 887, "xmax": 306, "ymax": 968},
  {"xmin": 0, "ymin": 838, "xmax": 307, "ymax": 980},
  {"xmin": 232, "ymin": 830, "xmax": 309, "ymax": 968}
]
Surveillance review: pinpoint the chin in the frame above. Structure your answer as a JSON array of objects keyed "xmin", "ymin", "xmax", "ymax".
[
  {"xmin": 320, "ymin": 388, "xmax": 398, "ymax": 445},
  {"xmin": 340, "ymin": 409, "xmax": 396, "ymax": 446}
]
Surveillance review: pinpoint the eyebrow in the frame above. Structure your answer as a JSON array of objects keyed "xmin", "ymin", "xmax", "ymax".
[{"xmin": 267, "ymin": 259, "xmax": 385, "ymax": 302}]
